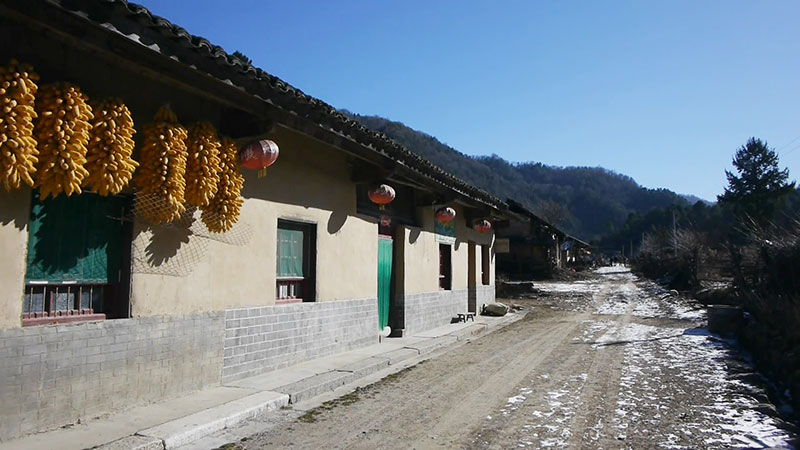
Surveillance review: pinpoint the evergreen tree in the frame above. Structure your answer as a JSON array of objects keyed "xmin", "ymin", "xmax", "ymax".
[{"xmin": 718, "ymin": 137, "xmax": 795, "ymax": 224}]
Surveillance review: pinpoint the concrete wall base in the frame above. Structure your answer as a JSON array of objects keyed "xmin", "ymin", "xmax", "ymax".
[
  {"xmin": 0, "ymin": 313, "xmax": 224, "ymax": 442},
  {"xmin": 222, "ymin": 298, "xmax": 379, "ymax": 383}
]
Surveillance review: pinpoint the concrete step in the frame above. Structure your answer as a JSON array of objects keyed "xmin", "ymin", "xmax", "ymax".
[
  {"xmin": 337, "ymin": 356, "xmax": 391, "ymax": 379},
  {"xmin": 96, "ymin": 435, "xmax": 164, "ymax": 450},
  {"xmin": 403, "ymin": 334, "xmax": 458, "ymax": 355},
  {"xmin": 273, "ymin": 370, "xmax": 356, "ymax": 404},
  {"xmin": 137, "ymin": 390, "xmax": 289, "ymax": 449},
  {"xmin": 382, "ymin": 347, "xmax": 420, "ymax": 365}
]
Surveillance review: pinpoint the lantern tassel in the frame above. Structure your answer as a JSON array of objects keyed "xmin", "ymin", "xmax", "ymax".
[
  {"xmin": 379, "ymin": 204, "xmax": 385, "ymax": 211},
  {"xmin": 258, "ymin": 168, "xmax": 267, "ymax": 178}
]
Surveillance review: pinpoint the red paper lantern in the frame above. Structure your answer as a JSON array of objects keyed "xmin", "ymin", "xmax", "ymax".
[
  {"xmin": 368, "ymin": 184, "xmax": 395, "ymax": 210},
  {"xmin": 474, "ymin": 219, "xmax": 492, "ymax": 233},
  {"xmin": 239, "ymin": 139, "xmax": 279, "ymax": 177},
  {"xmin": 435, "ymin": 207, "xmax": 456, "ymax": 223}
]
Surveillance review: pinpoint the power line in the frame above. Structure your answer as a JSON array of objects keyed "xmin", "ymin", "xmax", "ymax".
[
  {"xmin": 781, "ymin": 141, "xmax": 800, "ymax": 157},
  {"xmin": 776, "ymin": 134, "xmax": 800, "ymax": 152}
]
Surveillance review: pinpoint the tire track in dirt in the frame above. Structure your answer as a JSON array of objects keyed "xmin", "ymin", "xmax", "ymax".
[
  {"xmin": 570, "ymin": 275, "xmax": 636, "ymax": 448},
  {"xmin": 244, "ymin": 311, "xmax": 592, "ymax": 449},
  {"xmin": 418, "ymin": 314, "xmax": 589, "ymax": 449},
  {"xmin": 461, "ymin": 317, "xmax": 597, "ymax": 449},
  {"xmin": 230, "ymin": 269, "xmax": 795, "ymax": 450},
  {"xmin": 461, "ymin": 274, "xmax": 636, "ymax": 449}
]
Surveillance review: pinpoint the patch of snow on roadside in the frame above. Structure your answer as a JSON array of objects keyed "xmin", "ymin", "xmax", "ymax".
[
  {"xmin": 613, "ymin": 322, "xmax": 793, "ymax": 448},
  {"xmin": 574, "ymin": 320, "xmax": 613, "ymax": 344},
  {"xmin": 500, "ymin": 387, "xmax": 534, "ymax": 416},
  {"xmin": 535, "ymin": 280, "xmax": 602, "ymax": 294},
  {"xmin": 593, "ymin": 322, "xmax": 682, "ymax": 348},
  {"xmin": 594, "ymin": 279, "xmax": 639, "ymax": 315},
  {"xmin": 595, "ymin": 266, "xmax": 632, "ymax": 274}
]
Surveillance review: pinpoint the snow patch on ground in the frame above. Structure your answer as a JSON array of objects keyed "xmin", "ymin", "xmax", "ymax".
[
  {"xmin": 493, "ymin": 373, "xmax": 592, "ymax": 448},
  {"xmin": 595, "ymin": 266, "xmax": 632, "ymax": 274},
  {"xmin": 593, "ymin": 322, "xmax": 682, "ymax": 348},
  {"xmin": 608, "ymin": 322, "xmax": 793, "ymax": 448},
  {"xmin": 489, "ymin": 270, "xmax": 792, "ymax": 449},
  {"xmin": 535, "ymin": 280, "xmax": 602, "ymax": 294}
]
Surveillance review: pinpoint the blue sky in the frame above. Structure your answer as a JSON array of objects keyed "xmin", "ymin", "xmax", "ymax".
[{"xmin": 138, "ymin": 1, "xmax": 799, "ymax": 201}]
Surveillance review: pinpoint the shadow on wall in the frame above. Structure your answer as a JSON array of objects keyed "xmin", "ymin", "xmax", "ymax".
[
  {"xmin": 0, "ymin": 188, "xmax": 30, "ymax": 231},
  {"xmin": 144, "ymin": 225, "xmax": 191, "ymax": 267},
  {"xmin": 408, "ymin": 228, "xmax": 421, "ymax": 244}
]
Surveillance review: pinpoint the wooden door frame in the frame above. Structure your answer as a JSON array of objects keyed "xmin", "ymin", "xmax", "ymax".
[{"xmin": 467, "ymin": 240, "xmax": 477, "ymax": 313}]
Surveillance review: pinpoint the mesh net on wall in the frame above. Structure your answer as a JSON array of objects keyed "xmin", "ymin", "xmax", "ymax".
[{"xmin": 130, "ymin": 192, "xmax": 253, "ymax": 277}]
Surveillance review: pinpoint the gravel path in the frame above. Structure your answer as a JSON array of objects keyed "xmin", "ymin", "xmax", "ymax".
[{"xmin": 211, "ymin": 267, "xmax": 797, "ymax": 449}]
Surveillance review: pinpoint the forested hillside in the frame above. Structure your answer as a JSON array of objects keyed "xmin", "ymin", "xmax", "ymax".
[{"xmin": 347, "ymin": 113, "xmax": 689, "ymax": 241}]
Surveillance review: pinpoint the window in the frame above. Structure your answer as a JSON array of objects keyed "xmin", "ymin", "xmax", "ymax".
[
  {"xmin": 481, "ymin": 245, "xmax": 491, "ymax": 285},
  {"xmin": 23, "ymin": 190, "xmax": 133, "ymax": 326},
  {"xmin": 276, "ymin": 220, "xmax": 315, "ymax": 303},
  {"xmin": 439, "ymin": 244, "xmax": 451, "ymax": 290}
]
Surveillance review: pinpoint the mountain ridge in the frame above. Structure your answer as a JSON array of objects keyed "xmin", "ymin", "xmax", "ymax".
[{"xmin": 344, "ymin": 112, "xmax": 691, "ymax": 241}]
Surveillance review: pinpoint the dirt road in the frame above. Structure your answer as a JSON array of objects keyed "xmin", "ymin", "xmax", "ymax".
[{"xmin": 218, "ymin": 267, "xmax": 796, "ymax": 449}]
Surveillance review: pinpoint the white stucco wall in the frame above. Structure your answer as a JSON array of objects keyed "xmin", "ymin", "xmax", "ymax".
[
  {"xmin": 0, "ymin": 188, "xmax": 30, "ymax": 329},
  {"xmin": 399, "ymin": 204, "xmax": 495, "ymax": 296},
  {"xmin": 130, "ymin": 127, "xmax": 378, "ymax": 316}
]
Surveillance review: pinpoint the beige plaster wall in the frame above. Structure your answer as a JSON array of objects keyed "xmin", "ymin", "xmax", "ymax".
[
  {"xmin": 478, "ymin": 236, "xmax": 496, "ymax": 285},
  {"xmin": 130, "ymin": 127, "xmax": 378, "ymax": 316},
  {"xmin": 0, "ymin": 188, "xmax": 31, "ymax": 329},
  {"xmin": 400, "ymin": 205, "xmax": 495, "ymax": 296},
  {"xmin": 451, "ymin": 237, "xmax": 469, "ymax": 291},
  {"xmin": 398, "ymin": 225, "xmax": 440, "ymax": 295}
]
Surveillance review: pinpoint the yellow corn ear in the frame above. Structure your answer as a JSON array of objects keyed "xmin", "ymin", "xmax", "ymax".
[
  {"xmin": 0, "ymin": 59, "xmax": 39, "ymax": 191},
  {"xmin": 184, "ymin": 121, "xmax": 221, "ymax": 207},
  {"xmin": 201, "ymin": 137, "xmax": 243, "ymax": 233},
  {"xmin": 134, "ymin": 105, "xmax": 187, "ymax": 223},
  {"xmin": 34, "ymin": 83, "xmax": 93, "ymax": 200},
  {"xmin": 85, "ymin": 98, "xmax": 138, "ymax": 196}
]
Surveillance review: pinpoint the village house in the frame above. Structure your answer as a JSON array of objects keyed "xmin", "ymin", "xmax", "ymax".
[
  {"xmin": 496, "ymin": 199, "xmax": 590, "ymax": 279},
  {"xmin": 0, "ymin": 0, "xmax": 515, "ymax": 440}
]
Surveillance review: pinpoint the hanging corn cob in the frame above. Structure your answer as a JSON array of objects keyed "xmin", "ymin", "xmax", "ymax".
[
  {"xmin": 0, "ymin": 60, "xmax": 39, "ymax": 191},
  {"xmin": 84, "ymin": 98, "xmax": 137, "ymax": 196},
  {"xmin": 34, "ymin": 83, "xmax": 93, "ymax": 199},
  {"xmin": 201, "ymin": 137, "xmax": 243, "ymax": 233},
  {"xmin": 184, "ymin": 121, "xmax": 221, "ymax": 207},
  {"xmin": 134, "ymin": 105, "xmax": 188, "ymax": 223}
]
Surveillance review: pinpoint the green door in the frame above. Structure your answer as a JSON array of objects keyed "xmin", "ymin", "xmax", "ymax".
[{"xmin": 377, "ymin": 237, "xmax": 393, "ymax": 330}]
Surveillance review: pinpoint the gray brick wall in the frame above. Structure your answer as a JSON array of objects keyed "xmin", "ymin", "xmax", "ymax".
[
  {"xmin": 400, "ymin": 289, "xmax": 468, "ymax": 336},
  {"xmin": 476, "ymin": 284, "xmax": 496, "ymax": 307},
  {"xmin": 0, "ymin": 314, "xmax": 224, "ymax": 442},
  {"xmin": 222, "ymin": 298, "xmax": 378, "ymax": 382}
]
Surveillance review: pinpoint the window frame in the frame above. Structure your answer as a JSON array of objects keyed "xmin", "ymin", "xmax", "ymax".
[
  {"xmin": 276, "ymin": 219, "xmax": 316, "ymax": 304},
  {"xmin": 22, "ymin": 190, "xmax": 133, "ymax": 326}
]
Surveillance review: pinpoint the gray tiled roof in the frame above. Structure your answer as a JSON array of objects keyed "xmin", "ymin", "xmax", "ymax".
[{"xmin": 43, "ymin": 0, "xmax": 509, "ymax": 213}]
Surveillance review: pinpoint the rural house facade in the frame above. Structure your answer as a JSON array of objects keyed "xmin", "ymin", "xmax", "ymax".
[
  {"xmin": 0, "ymin": 0, "xmax": 513, "ymax": 440},
  {"xmin": 496, "ymin": 199, "xmax": 590, "ymax": 279}
]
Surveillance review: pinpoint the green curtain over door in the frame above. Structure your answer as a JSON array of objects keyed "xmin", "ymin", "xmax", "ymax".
[
  {"xmin": 377, "ymin": 237, "xmax": 392, "ymax": 330},
  {"xmin": 276, "ymin": 228, "xmax": 304, "ymax": 278},
  {"xmin": 25, "ymin": 191, "xmax": 127, "ymax": 283}
]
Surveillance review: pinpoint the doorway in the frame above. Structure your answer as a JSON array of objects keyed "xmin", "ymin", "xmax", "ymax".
[
  {"xmin": 468, "ymin": 241, "xmax": 477, "ymax": 313},
  {"xmin": 377, "ymin": 236, "xmax": 392, "ymax": 331}
]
